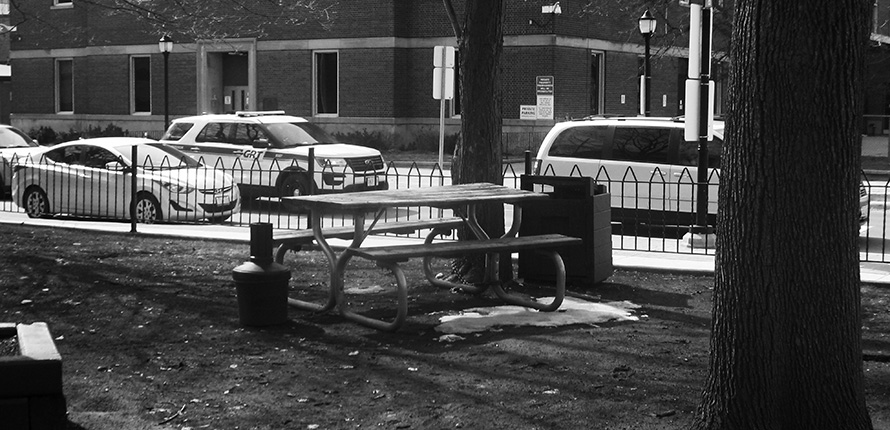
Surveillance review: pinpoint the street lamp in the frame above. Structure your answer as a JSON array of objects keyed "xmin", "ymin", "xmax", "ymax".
[
  {"xmin": 158, "ymin": 34, "xmax": 174, "ymax": 129},
  {"xmin": 638, "ymin": 10, "xmax": 656, "ymax": 117}
]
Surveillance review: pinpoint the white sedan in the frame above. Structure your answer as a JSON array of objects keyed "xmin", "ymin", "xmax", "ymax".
[
  {"xmin": 0, "ymin": 124, "xmax": 42, "ymax": 197},
  {"xmin": 12, "ymin": 137, "xmax": 240, "ymax": 223}
]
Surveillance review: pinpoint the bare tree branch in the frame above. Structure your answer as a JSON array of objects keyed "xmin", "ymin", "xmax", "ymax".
[{"xmin": 442, "ymin": 0, "xmax": 462, "ymax": 42}]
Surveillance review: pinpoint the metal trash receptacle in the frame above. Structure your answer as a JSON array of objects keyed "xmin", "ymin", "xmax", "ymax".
[
  {"xmin": 518, "ymin": 175, "xmax": 613, "ymax": 285},
  {"xmin": 232, "ymin": 223, "xmax": 291, "ymax": 326}
]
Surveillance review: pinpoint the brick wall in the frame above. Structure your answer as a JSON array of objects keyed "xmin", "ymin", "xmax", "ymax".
[
  {"xmin": 340, "ymin": 49, "xmax": 396, "ymax": 117},
  {"xmin": 155, "ymin": 53, "xmax": 198, "ymax": 118},
  {"xmin": 256, "ymin": 51, "xmax": 311, "ymax": 115},
  {"xmin": 10, "ymin": 58, "xmax": 54, "ymax": 114},
  {"xmin": 80, "ymin": 55, "xmax": 129, "ymax": 115}
]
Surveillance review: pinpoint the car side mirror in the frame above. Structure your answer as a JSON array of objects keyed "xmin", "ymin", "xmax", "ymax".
[
  {"xmin": 105, "ymin": 161, "xmax": 127, "ymax": 171},
  {"xmin": 252, "ymin": 138, "xmax": 270, "ymax": 149}
]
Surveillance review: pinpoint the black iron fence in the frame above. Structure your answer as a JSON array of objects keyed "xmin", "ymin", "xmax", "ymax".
[{"xmin": 2, "ymin": 151, "xmax": 889, "ymax": 263}]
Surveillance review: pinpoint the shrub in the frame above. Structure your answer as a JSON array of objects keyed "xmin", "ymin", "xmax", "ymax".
[
  {"xmin": 332, "ymin": 129, "xmax": 389, "ymax": 151},
  {"xmin": 27, "ymin": 123, "xmax": 130, "ymax": 145},
  {"xmin": 404, "ymin": 132, "xmax": 459, "ymax": 153}
]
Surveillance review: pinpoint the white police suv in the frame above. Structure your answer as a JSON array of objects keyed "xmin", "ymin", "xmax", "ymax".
[{"xmin": 160, "ymin": 111, "xmax": 388, "ymax": 199}]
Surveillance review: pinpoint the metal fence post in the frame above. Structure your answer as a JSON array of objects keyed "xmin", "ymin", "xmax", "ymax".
[{"xmin": 130, "ymin": 145, "xmax": 138, "ymax": 233}]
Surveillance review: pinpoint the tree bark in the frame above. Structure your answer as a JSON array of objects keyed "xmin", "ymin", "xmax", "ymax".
[
  {"xmin": 692, "ymin": 0, "xmax": 873, "ymax": 428},
  {"xmin": 445, "ymin": 0, "xmax": 509, "ymax": 283}
]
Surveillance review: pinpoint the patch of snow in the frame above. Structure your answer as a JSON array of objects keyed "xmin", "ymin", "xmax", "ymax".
[{"xmin": 435, "ymin": 297, "xmax": 640, "ymax": 334}]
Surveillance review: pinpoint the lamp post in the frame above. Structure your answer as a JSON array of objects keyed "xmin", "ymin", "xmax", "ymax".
[
  {"xmin": 158, "ymin": 34, "xmax": 174, "ymax": 129},
  {"xmin": 638, "ymin": 10, "xmax": 656, "ymax": 117}
]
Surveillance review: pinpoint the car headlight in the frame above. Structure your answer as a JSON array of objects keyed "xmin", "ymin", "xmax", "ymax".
[
  {"xmin": 316, "ymin": 157, "xmax": 348, "ymax": 168},
  {"xmin": 162, "ymin": 182, "xmax": 195, "ymax": 194}
]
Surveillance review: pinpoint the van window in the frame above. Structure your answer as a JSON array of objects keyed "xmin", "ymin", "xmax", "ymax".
[
  {"xmin": 611, "ymin": 127, "xmax": 670, "ymax": 163},
  {"xmin": 547, "ymin": 126, "xmax": 609, "ymax": 159},
  {"xmin": 678, "ymin": 137, "xmax": 723, "ymax": 169}
]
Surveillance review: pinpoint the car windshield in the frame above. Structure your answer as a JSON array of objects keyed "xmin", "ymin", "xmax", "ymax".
[
  {"xmin": 264, "ymin": 122, "xmax": 338, "ymax": 148},
  {"xmin": 117, "ymin": 142, "xmax": 202, "ymax": 170},
  {"xmin": 0, "ymin": 127, "xmax": 37, "ymax": 149}
]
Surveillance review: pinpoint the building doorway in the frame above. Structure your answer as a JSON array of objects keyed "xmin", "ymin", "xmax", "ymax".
[{"xmin": 197, "ymin": 40, "xmax": 256, "ymax": 114}]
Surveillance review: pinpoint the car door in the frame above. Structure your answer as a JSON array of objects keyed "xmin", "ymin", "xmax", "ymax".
[
  {"xmin": 600, "ymin": 125, "xmax": 673, "ymax": 224},
  {"xmin": 229, "ymin": 122, "xmax": 275, "ymax": 188},
  {"xmin": 41, "ymin": 145, "xmax": 90, "ymax": 215},
  {"xmin": 184, "ymin": 122, "xmax": 240, "ymax": 173},
  {"xmin": 671, "ymin": 133, "xmax": 722, "ymax": 222},
  {"xmin": 82, "ymin": 146, "xmax": 129, "ymax": 218}
]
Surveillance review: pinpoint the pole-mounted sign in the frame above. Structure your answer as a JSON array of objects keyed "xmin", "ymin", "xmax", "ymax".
[
  {"xmin": 433, "ymin": 46, "xmax": 456, "ymax": 172},
  {"xmin": 682, "ymin": 0, "xmax": 716, "ymax": 235}
]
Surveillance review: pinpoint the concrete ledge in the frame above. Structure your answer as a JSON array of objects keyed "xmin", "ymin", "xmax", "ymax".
[{"xmin": 0, "ymin": 323, "xmax": 66, "ymax": 430}]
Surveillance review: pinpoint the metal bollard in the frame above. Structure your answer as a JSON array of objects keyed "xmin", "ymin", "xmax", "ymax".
[{"xmin": 232, "ymin": 223, "xmax": 291, "ymax": 326}]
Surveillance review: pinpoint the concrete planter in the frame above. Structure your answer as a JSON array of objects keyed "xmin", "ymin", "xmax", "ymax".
[{"xmin": 0, "ymin": 323, "xmax": 66, "ymax": 430}]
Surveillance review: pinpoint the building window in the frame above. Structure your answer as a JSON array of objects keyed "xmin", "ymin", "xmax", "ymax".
[
  {"xmin": 313, "ymin": 51, "xmax": 338, "ymax": 116},
  {"xmin": 590, "ymin": 51, "xmax": 604, "ymax": 115},
  {"xmin": 56, "ymin": 59, "xmax": 73, "ymax": 113},
  {"xmin": 131, "ymin": 56, "xmax": 151, "ymax": 114}
]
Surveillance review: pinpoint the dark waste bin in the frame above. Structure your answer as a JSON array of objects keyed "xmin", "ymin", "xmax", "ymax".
[
  {"xmin": 519, "ymin": 175, "xmax": 613, "ymax": 285},
  {"xmin": 232, "ymin": 223, "xmax": 291, "ymax": 326}
]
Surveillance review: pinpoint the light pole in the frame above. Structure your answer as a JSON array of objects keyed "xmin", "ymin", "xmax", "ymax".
[
  {"xmin": 638, "ymin": 10, "xmax": 656, "ymax": 117},
  {"xmin": 158, "ymin": 34, "xmax": 174, "ymax": 130}
]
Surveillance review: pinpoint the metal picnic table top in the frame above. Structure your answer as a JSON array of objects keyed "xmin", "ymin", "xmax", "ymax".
[{"xmin": 282, "ymin": 182, "xmax": 551, "ymax": 212}]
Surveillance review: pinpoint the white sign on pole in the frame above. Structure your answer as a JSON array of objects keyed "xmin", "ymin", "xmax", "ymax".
[
  {"xmin": 536, "ymin": 76, "xmax": 554, "ymax": 120},
  {"xmin": 433, "ymin": 46, "xmax": 455, "ymax": 68},
  {"xmin": 433, "ymin": 46, "xmax": 455, "ymax": 100},
  {"xmin": 433, "ymin": 46, "xmax": 456, "ymax": 174},
  {"xmin": 433, "ymin": 68, "xmax": 454, "ymax": 100}
]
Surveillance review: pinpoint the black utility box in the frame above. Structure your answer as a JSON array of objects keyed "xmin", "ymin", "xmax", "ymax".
[{"xmin": 519, "ymin": 175, "xmax": 613, "ymax": 285}]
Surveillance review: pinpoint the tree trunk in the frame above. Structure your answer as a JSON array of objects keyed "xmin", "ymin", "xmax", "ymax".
[
  {"xmin": 448, "ymin": 0, "xmax": 509, "ymax": 283},
  {"xmin": 693, "ymin": 0, "xmax": 873, "ymax": 428}
]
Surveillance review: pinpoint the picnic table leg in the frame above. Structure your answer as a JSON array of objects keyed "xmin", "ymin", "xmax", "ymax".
[
  {"xmin": 333, "ymin": 212, "xmax": 409, "ymax": 331},
  {"xmin": 287, "ymin": 211, "xmax": 337, "ymax": 313},
  {"xmin": 340, "ymin": 260, "xmax": 409, "ymax": 332},
  {"xmin": 275, "ymin": 243, "xmax": 302, "ymax": 264},
  {"xmin": 421, "ymin": 226, "xmax": 487, "ymax": 294},
  {"xmin": 489, "ymin": 249, "xmax": 566, "ymax": 312}
]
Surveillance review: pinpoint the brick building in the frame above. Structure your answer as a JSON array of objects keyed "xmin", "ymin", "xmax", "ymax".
[{"xmin": 5, "ymin": 1, "xmax": 890, "ymax": 151}]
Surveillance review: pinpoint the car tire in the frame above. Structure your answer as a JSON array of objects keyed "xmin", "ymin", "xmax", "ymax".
[
  {"xmin": 23, "ymin": 186, "xmax": 50, "ymax": 218},
  {"xmin": 206, "ymin": 215, "xmax": 230, "ymax": 224},
  {"xmin": 279, "ymin": 173, "xmax": 312, "ymax": 198},
  {"xmin": 134, "ymin": 193, "xmax": 162, "ymax": 224}
]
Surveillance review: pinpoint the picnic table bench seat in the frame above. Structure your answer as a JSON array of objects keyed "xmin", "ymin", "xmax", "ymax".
[
  {"xmin": 344, "ymin": 233, "xmax": 583, "ymax": 331},
  {"xmin": 349, "ymin": 233, "xmax": 582, "ymax": 262},
  {"xmin": 272, "ymin": 217, "xmax": 466, "ymax": 264}
]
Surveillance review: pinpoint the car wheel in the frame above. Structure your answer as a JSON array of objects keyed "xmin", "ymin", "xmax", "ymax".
[
  {"xmin": 23, "ymin": 186, "xmax": 50, "ymax": 218},
  {"xmin": 207, "ymin": 215, "xmax": 230, "ymax": 224},
  {"xmin": 135, "ymin": 193, "xmax": 162, "ymax": 224},
  {"xmin": 280, "ymin": 173, "xmax": 312, "ymax": 198}
]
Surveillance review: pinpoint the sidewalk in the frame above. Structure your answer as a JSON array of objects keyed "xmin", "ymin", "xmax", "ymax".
[{"xmin": 3, "ymin": 213, "xmax": 890, "ymax": 284}]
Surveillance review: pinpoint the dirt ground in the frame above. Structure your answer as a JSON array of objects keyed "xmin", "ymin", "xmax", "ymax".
[{"xmin": 1, "ymin": 223, "xmax": 889, "ymax": 430}]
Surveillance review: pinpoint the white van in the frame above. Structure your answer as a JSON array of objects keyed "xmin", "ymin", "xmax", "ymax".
[{"xmin": 533, "ymin": 116, "xmax": 869, "ymax": 227}]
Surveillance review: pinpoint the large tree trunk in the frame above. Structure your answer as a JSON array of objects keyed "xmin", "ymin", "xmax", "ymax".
[
  {"xmin": 447, "ymin": 0, "xmax": 508, "ymax": 283},
  {"xmin": 692, "ymin": 0, "xmax": 873, "ymax": 428}
]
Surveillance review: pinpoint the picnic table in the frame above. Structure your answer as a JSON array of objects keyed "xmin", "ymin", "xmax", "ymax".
[{"xmin": 282, "ymin": 182, "xmax": 582, "ymax": 331}]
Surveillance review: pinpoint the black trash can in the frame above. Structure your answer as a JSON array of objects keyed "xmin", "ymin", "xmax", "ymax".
[
  {"xmin": 519, "ymin": 175, "xmax": 613, "ymax": 285},
  {"xmin": 232, "ymin": 223, "xmax": 291, "ymax": 326}
]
